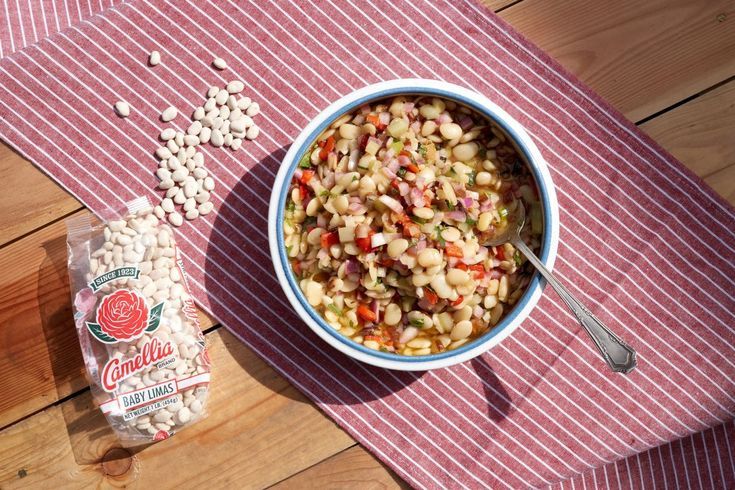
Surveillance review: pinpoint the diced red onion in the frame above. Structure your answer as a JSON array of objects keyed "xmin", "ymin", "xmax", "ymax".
[
  {"xmin": 371, "ymin": 232, "xmax": 388, "ymax": 248},
  {"xmin": 398, "ymin": 182, "xmax": 410, "ymax": 196},
  {"xmin": 348, "ymin": 203, "xmax": 367, "ymax": 215},
  {"xmin": 403, "ymin": 102, "xmax": 415, "ymax": 113},
  {"xmin": 387, "ymin": 158, "xmax": 400, "ymax": 173},
  {"xmin": 409, "ymin": 187, "xmax": 425, "ymax": 207},
  {"xmin": 410, "ymin": 120, "xmax": 421, "ymax": 133},
  {"xmin": 382, "ymin": 167, "xmax": 397, "ymax": 179},
  {"xmin": 353, "ymin": 114, "xmax": 365, "ymax": 125},
  {"xmin": 399, "ymin": 326, "xmax": 418, "ymax": 344},
  {"xmin": 379, "ymin": 195, "xmax": 404, "ymax": 213},
  {"xmin": 347, "ymin": 149, "xmax": 359, "ymax": 171},
  {"xmin": 480, "ymin": 199, "xmax": 495, "ymax": 212},
  {"xmin": 371, "ymin": 299, "xmax": 379, "ymax": 322},
  {"xmin": 436, "ymin": 113, "xmax": 451, "ymax": 124},
  {"xmin": 316, "ymin": 214, "xmax": 327, "ymax": 228},
  {"xmin": 458, "ymin": 115, "xmax": 474, "ymax": 131},
  {"xmin": 460, "ymin": 197, "xmax": 475, "ymax": 209},
  {"xmin": 466, "ymin": 190, "xmax": 480, "ymax": 200},
  {"xmin": 379, "ymin": 112, "xmax": 391, "ymax": 125},
  {"xmin": 397, "ymin": 155, "xmax": 412, "ymax": 167},
  {"xmin": 489, "ymin": 269, "xmax": 504, "ymax": 279},
  {"xmin": 415, "ymin": 239, "xmax": 427, "ymax": 252},
  {"xmin": 344, "ymin": 259, "xmax": 360, "ymax": 275},
  {"xmin": 473, "ymin": 305, "xmax": 484, "ymax": 318},
  {"xmin": 446, "ymin": 210, "xmax": 466, "ymax": 221},
  {"xmin": 359, "ymin": 104, "xmax": 371, "ymax": 114},
  {"xmin": 293, "ymin": 168, "xmax": 303, "ymax": 180}
]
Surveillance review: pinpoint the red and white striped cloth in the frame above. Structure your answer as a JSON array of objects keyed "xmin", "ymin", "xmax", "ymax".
[
  {"xmin": 0, "ymin": 0, "xmax": 124, "ymax": 56},
  {"xmin": 1, "ymin": 1, "xmax": 733, "ymax": 488}
]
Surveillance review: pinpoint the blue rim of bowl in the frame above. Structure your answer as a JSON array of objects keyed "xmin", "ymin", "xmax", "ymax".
[{"xmin": 277, "ymin": 86, "xmax": 552, "ymax": 363}]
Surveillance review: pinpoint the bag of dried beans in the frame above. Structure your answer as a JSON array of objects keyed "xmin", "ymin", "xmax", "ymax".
[{"xmin": 66, "ymin": 196, "xmax": 211, "ymax": 445}]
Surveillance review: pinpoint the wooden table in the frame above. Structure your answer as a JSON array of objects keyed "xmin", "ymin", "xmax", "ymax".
[{"xmin": 1, "ymin": 0, "xmax": 733, "ymax": 487}]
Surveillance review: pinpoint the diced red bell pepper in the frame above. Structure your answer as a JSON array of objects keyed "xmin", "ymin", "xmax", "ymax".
[
  {"xmin": 495, "ymin": 247, "xmax": 506, "ymax": 261},
  {"xmin": 377, "ymin": 257, "xmax": 395, "ymax": 268},
  {"xmin": 300, "ymin": 169, "xmax": 315, "ymax": 184},
  {"xmin": 424, "ymin": 288, "xmax": 438, "ymax": 305},
  {"xmin": 355, "ymin": 230, "xmax": 375, "ymax": 253},
  {"xmin": 407, "ymin": 163, "xmax": 420, "ymax": 174},
  {"xmin": 366, "ymin": 113, "xmax": 385, "ymax": 130},
  {"xmin": 402, "ymin": 222, "xmax": 421, "ymax": 238},
  {"xmin": 390, "ymin": 179, "xmax": 401, "ymax": 191},
  {"xmin": 299, "ymin": 184, "xmax": 309, "ymax": 201},
  {"xmin": 357, "ymin": 304, "xmax": 377, "ymax": 322},
  {"xmin": 450, "ymin": 295, "xmax": 464, "ymax": 307},
  {"xmin": 454, "ymin": 263, "xmax": 468, "ymax": 271},
  {"xmin": 445, "ymin": 244, "xmax": 464, "ymax": 258},
  {"xmin": 292, "ymin": 261, "xmax": 302, "ymax": 276},
  {"xmin": 363, "ymin": 334, "xmax": 382, "ymax": 342},
  {"xmin": 319, "ymin": 136, "xmax": 335, "ymax": 160},
  {"xmin": 320, "ymin": 231, "xmax": 339, "ymax": 249}
]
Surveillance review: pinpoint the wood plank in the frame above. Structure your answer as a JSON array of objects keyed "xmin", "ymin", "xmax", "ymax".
[
  {"xmin": 0, "ymin": 143, "xmax": 81, "ymax": 246},
  {"xmin": 641, "ymin": 80, "xmax": 735, "ymax": 178},
  {"xmin": 0, "ymin": 328, "xmax": 354, "ymax": 489},
  {"xmin": 0, "ymin": 209, "xmax": 215, "ymax": 429},
  {"xmin": 500, "ymin": 0, "xmax": 735, "ymax": 121},
  {"xmin": 705, "ymin": 164, "xmax": 735, "ymax": 205},
  {"xmin": 272, "ymin": 445, "xmax": 409, "ymax": 490}
]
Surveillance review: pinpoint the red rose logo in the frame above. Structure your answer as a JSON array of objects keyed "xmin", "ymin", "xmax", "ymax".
[
  {"xmin": 153, "ymin": 430, "xmax": 170, "ymax": 441},
  {"xmin": 96, "ymin": 289, "xmax": 149, "ymax": 342}
]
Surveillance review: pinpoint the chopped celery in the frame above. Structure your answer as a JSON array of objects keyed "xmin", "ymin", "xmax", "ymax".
[
  {"xmin": 390, "ymin": 140, "xmax": 404, "ymax": 154},
  {"xmin": 298, "ymin": 151, "xmax": 312, "ymax": 168}
]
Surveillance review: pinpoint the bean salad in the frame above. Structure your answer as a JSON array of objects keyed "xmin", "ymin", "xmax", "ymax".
[{"xmin": 283, "ymin": 96, "xmax": 543, "ymax": 356}]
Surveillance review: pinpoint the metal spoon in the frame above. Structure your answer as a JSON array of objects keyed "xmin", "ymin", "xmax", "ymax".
[{"xmin": 485, "ymin": 203, "xmax": 637, "ymax": 374}]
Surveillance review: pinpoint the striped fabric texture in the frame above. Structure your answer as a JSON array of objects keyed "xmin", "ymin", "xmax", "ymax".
[
  {"xmin": 0, "ymin": 0, "xmax": 123, "ymax": 56},
  {"xmin": 1, "ymin": 1, "xmax": 733, "ymax": 488}
]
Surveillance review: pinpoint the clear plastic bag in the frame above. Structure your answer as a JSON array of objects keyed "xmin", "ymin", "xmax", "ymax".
[{"xmin": 66, "ymin": 197, "xmax": 211, "ymax": 445}]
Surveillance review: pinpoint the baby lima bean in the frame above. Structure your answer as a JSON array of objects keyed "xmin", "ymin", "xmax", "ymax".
[
  {"xmin": 83, "ymin": 207, "xmax": 209, "ymax": 441},
  {"xmin": 149, "ymin": 77, "xmax": 262, "ymax": 225}
]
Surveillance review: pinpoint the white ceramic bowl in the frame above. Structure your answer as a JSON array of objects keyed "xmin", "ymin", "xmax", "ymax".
[{"xmin": 268, "ymin": 79, "xmax": 559, "ymax": 370}]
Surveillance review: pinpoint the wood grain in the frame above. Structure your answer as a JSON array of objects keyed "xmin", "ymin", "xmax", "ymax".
[
  {"xmin": 641, "ymin": 80, "xmax": 735, "ymax": 178},
  {"xmin": 705, "ymin": 164, "xmax": 735, "ymax": 204},
  {"xmin": 272, "ymin": 445, "xmax": 409, "ymax": 490},
  {"xmin": 481, "ymin": 0, "xmax": 518, "ymax": 12},
  {"xmin": 0, "ymin": 209, "xmax": 215, "ymax": 429},
  {"xmin": 0, "ymin": 328, "xmax": 354, "ymax": 489},
  {"xmin": 0, "ymin": 144, "xmax": 81, "ymax": 247},
  {"xmin": 500, "ymin": 0, "xmax": 735, "ymax": 122}
]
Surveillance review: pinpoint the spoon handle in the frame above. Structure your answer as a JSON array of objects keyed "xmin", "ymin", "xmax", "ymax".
[{"xmin": 512, "ymin": 238, "xmax": 637, "ymax": 374}]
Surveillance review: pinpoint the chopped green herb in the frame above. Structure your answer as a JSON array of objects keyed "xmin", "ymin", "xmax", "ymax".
[
  {"xmin": 286, "ymin": 200, "xmax": 295, "ymax": 212},
  {"xmin": 417, "ymin": 143, "xmax": 427, "ymax": 157},
  {"xmin": 467, "ymin": 171, "xmax": 476, "ymax": 186},
  {"xmin": 327, "ymin": 303, "xmax": 343, "ymax": 316},
  {"xmin": 410, "ymin": 317, "xmax": 425, "ymax": 328},
  {"xmin": 298, "ymin": 152, "xmax": 312, "ymax": 168},
  {"xmin": 304, "ymin": 216, "xmax": 317, "ymax": 226},
  {"xmin": 465, "ymin": 217, "xmax": 477, "ymax": 226},
  {"xmin": 513, "ymin": 250, "xmax": 523, "ymax": 266},
  {"xmin": 352, "ymin": 175, "xmax": 359, "ymax": 181},
  {"xmin": 319, "ymin": 189, "xmax": 330, "ymax": 198},
  {"xmin": 435, "ymin": 225, "xmax": 446, "ymax": 246},
  {"xmin": 379, "ymin": 347, "xmax": 390, "ymax": 352},
  {"xmin": 397, "ymin": 167, "xmax": 407, "ymax": 178},
  {"xmin": 445, "ymin": 200, "xmax": 455, "ymax": 211}
]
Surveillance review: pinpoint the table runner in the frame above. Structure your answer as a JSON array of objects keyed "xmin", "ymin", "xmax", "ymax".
[{"xmin": 1, "ymin": 0, "xmax": 733, "ymax": 487}]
